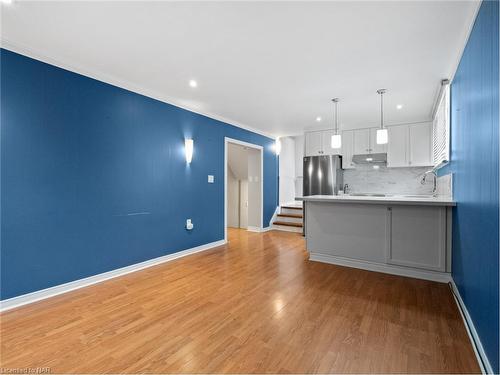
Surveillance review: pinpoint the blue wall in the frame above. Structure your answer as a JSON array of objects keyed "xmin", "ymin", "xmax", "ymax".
[
  {"xmin": 440, "ymin": 0, "xmax": 499, "ymax": 371},
  {"xmin": 0, "ymin": 48, "xmax": 278, "ymax": 300}
]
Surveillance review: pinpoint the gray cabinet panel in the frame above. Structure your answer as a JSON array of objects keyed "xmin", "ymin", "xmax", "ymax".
[
  {"xmin": 386, "ymin": 206, "xmax": 446, "ymax": 271},
  {"xmin": 306, "ymin": 202, "xmax": 387, "ymax": 263}
]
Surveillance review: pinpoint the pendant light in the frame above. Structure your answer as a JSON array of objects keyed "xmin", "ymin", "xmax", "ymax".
[
  {"xmin": 331, "ymin": 98, "xmax": 342, "ymax": 149},
  {"xmin": 376, "ymin": 89, "xmax": 388, "ymax": 144}
]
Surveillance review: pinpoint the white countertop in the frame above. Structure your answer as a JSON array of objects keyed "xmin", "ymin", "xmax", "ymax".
[{"xmin": 296, "ymin": 194, "xmax": 456, "ymax": 206}]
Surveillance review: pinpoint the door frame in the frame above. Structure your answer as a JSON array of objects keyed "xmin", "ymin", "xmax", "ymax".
[{"xmin": 224, "ymin": 137, "xmax": 264, "ymax": 242}]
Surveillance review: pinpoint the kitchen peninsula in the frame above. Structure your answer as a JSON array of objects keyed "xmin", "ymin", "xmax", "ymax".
[{"xmin": 296, "ymin": 194, "xmax": 456, "ymax": 282}]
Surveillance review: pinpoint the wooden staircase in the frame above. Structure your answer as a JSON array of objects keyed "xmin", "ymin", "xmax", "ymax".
[{"xmin": 272, "ymin": 204, "xmax": 303, "ymax": 232}]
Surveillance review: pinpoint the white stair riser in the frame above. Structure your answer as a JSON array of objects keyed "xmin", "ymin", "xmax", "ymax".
[
  {"xmin": 281, "ymin": 208, "xmax": 303, "ymax": 215},
  {"xmin": 272, "ymin": 224, "xmax": 303, "ymax": 233},
  {"xmin": 276, "ymin": 216, "xmax": 303, "ymax": 224}
]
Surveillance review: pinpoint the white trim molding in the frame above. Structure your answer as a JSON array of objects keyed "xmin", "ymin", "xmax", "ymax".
[
  {"xmin": 450, "ymin": 280, "xmax": 493, "ymax": 374},
  {"xmin": 309, "ymin": 253, "xmax": 452, "ymax": 283},
  {"xmin": 224, "ymin": 137, "xmax": 264, "ymax": 241},
  {"xmin": 0, "ymin": 239, "xmax": 226, "ymax": 312}
]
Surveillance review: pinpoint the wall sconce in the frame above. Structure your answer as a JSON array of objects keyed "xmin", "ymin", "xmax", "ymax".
[
  {"xmin": 275, "ymin": 138, "xmax": 281, "ymax": 155},
  {"xmin": 185, "ymin": 138, "xmax": 194, "ymax": 163}
]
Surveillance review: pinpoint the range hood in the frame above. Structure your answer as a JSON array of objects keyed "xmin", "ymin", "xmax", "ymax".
[{"xmin": 352, "ymin": 153, "xmax": 387, "ymax": 164}]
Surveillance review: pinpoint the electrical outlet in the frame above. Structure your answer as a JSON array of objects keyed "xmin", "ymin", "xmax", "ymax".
[{"xmin": 208, "ymin": 175, "xmax": 214, "ymax": 183}]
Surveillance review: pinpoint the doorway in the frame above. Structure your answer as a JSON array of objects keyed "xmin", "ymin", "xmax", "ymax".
[{"xmin": 224, "ymin": 138, "xmax": 263, "ymax": 241}]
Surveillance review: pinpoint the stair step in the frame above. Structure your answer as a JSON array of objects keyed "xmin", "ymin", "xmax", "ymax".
[
  {"xmin": 281, "ymin": 206, "xmax": 303, "ymax": 210},
  {"xmin": 277, "ymin": 213, "xmax": 303, "ymax": 219},
  {"xmin": 273, "ymin": 221, "xmax": 303, "ymax": 228}
]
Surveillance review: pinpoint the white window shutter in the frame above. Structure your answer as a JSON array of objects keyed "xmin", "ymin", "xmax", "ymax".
[{"xmin": 432, "ymin": 84, "xmax": 450, "ymax": 168}]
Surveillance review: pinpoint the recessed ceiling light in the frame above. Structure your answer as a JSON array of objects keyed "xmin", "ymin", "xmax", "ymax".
[
  {"xmin": 316, "ymin": 116, "xmax": 322, "ymax": 122},
  {"xmin": 396, "ymin": 104, "xmax": 403, "ymax": 110},
  {"xmin": 189, "ymin": 80, "xmax": 197, "ymax": 88}
]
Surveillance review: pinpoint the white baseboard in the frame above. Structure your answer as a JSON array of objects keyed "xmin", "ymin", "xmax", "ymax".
[
  {"xmin": 309, "ymin": 253, "xmax": 452, "ymax": 283},
  {"xmin": 247, "ymin": 226, "xmax": 273, "ymax": 233},
  {"xmin": 247, "ymin": 226, "xmax": 262, "ymax": 232},
  {"xmin": 450, "ymin": 280, "xmax": 492, "ymax": 374},
  {"xmin": 0, "ymin": 239, "xmax": 227, "ymax": 312}
]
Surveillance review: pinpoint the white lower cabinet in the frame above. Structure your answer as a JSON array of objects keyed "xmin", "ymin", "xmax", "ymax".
[{"xmin": 385, "ymin": 206, "xmax": 446, "ymax": 272}]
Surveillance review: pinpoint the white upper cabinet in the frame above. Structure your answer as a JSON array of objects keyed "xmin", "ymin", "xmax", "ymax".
[
  {"xmin": 305, "ymin": 131, "xmax": 323, "ymax": 156},
  {"xmin": 305, "ymin": 123, "xmax": 431, "ymax": 168},
  {"xmin": 387, "ymin": 123, "xmax": 432, "ymax": 168},
  {"xmin": 370, "ymin": 128, "xmax": 387, "ymax": 153},
  {"xmin": 408, "ymin": 123, "xmax": 432, "ymax": 166},
  {"xmin": 387, "ymin": 125, "xmax": 408, "ymax": 167},
  {"xmin": 304, "ymin": 130, "xmax": 341, "ymax": 156},
  {"xmin": 352, "ymin": 128, "xmax": 386, "ymax": 154},
  {"xmin": 341, "ymin": 130, "xmax": 355, "ymax": 169},
  {"xmin": 353, "ymin": 129, "xmax": 370, "ymax": 154}
]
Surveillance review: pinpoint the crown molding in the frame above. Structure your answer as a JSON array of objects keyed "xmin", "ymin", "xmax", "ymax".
[
  {"xmin": 0, "ymin": 38, "xmax": 277, "ymax": 140},
  {"xmin": 428, "ymin": 0, "xmax": 482, "ymax": 119}
]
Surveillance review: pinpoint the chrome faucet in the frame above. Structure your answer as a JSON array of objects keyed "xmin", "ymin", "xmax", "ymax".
[
  {"xmin": 343, "ymin": 184, "xmax": 350, "ymax": 194},
  {"xmin": 421, "ymin": 170, "xmax": 437, "ymax": 194}
]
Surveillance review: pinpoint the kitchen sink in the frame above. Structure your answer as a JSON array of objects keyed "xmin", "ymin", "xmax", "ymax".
[{"xmin": 399, "ymin": 194, "xmax": 436, "ymax": 198}]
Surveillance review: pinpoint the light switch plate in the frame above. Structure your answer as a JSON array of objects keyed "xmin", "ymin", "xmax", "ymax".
[{"xmin": 208, "ymin": 175, "xmax": 214, "ymax": 183}]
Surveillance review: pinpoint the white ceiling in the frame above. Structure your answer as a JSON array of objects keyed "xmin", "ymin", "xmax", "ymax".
[{"xmin": 1, "ymin": 1, "xmax": 479, "ymax": 138}]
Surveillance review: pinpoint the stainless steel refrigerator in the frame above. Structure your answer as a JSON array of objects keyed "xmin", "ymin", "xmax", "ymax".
[{"xmin": 303, "ymin": 155, "xmax": 343, "ymax": 196}]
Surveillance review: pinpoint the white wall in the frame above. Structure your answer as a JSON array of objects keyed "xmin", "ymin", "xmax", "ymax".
[
  {"xmin": 277, "ymin": 135, "xmax": 304, "ymax": 203},
  {"xmin": 247, "ymin": 148, "xmax": 262, "ymax": 228},
  {"xmin": 294, "ymin": 135, "xmax": 304, "ymax": 198},
  {"xmin": 227, "ymin": 168, "xmax": 239, "ymax": 228},
  {"xmin": 239, "ymin": 180, "xmax": 248, "ymax": 228},
  {"xmin": 228, "ymin": 143, "xmax": 248, "ymax": 179},
  {"xmin": 279, "ymin": 137, "xmax": 296, "ymax": 205},
  {"xmin": 227, "ymin": 143, "xmax": 251, "ymax": 229}
]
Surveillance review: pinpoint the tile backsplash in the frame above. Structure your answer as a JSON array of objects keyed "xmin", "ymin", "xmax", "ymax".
[{"xmin": 343, "ymin": 165, "xmax": 434, "ymax": 195}]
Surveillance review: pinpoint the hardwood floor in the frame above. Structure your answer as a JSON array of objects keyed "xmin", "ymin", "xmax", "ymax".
[{"xmin": 0, "ymin": 229, "xmax": 479, "ymax": 373}]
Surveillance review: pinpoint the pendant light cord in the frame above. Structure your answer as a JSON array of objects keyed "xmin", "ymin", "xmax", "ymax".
[
  {"xmin": 332, "ymin": 98, "xmax": 339, "ymax": 135},
  {"xmin": 377, "ymin": 89, "xmax": 387, "ymax": 129}
]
